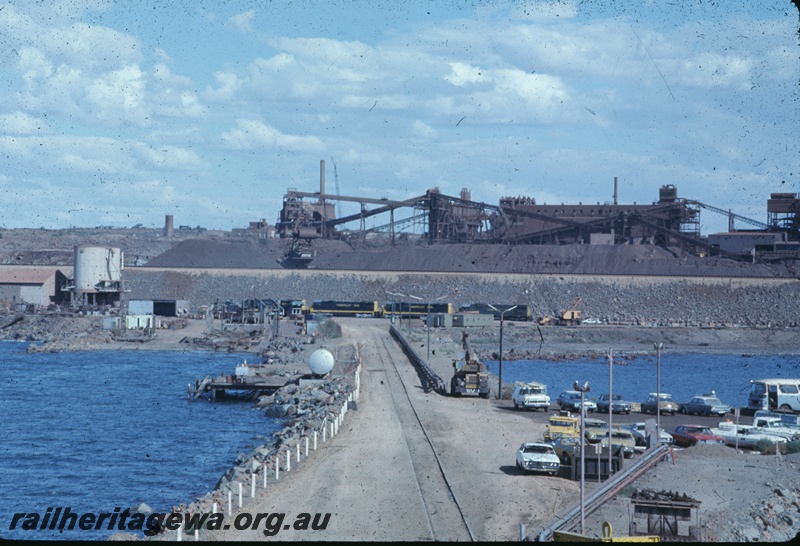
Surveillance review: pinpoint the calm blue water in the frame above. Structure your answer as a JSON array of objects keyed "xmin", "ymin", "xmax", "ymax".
[
  {"xmin": 485, "ymin": 352, "xmax": 800, "ymax": 409},
  {"xmin": 0, "ymin": 342, "xmax": 282, "ymax": 541}
]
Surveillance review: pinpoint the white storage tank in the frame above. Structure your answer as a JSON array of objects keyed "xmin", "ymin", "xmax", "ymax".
[{"xmin": 73, "ymin": 245, "xmax": 123, "ymax": 291}]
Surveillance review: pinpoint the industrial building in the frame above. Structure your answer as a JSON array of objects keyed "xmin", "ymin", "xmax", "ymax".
[
  {"xmin": 275, "ymin": 161, "xmax": 800, "ymax": 265},
  {"xmin": 0, "ymin": 267, "xmax": 69, "ymax": 308}
]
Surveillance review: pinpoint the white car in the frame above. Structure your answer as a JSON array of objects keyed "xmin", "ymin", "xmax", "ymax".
[
  {"xmin": 511, "ymin": 382, "xmax": 550, "ymax": 411},
  {"xmin": 516, "ymin": 442, "xmax": 561, "ymax": 475}
]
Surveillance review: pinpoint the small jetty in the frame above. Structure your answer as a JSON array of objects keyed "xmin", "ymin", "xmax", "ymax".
[{"xmin": 188, "ymin": 360, "xmax": 301, "ymax": 401}]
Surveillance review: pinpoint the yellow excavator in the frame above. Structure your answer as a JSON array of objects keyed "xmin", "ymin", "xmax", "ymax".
[{"xmin": 450, "ymin": 332, "xmax": 491, "ymax": 398}]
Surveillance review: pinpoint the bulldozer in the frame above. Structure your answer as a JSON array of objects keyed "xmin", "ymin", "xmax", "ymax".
[
  {"xmin": 450, "ymin": 331, "xmax": 490, "ymax": 398},
  {"xmin": 537, "ymin": 296, "xmax": 583, "ymax": 326}
]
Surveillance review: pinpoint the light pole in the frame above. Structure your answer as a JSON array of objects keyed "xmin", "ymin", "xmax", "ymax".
[
  {"xmin": 574, "ymin": 380, "xmax": 590, "ymax": 535},
  {"xmin": 386, "ymin": 291, "xmax": 404, "ymax": 325},
  {"xmin": 654, "ymin": 342, "xmax": 663, "ymax": 446},
  {"xmin": 489, "ymin": 304, "xmax": 517, "ymax": 400},
  {"xmin": 608, "ymin": 349, "xmax": 613, "ymax": 476},
  {"xmin": 408, "ymin": 294, "xmax": 422, "ymax": 336},
  {"xmin": 425, "ymin": 295, "xmax": 448, "ymax": 363}
]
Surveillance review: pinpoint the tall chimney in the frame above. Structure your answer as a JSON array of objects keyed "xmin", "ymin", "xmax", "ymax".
[
  {"xmin": 320, "ymin": 159, "xmax": 325, "ymax": 196},
  {"xmin": 613, "ymin": 177, "xmax": 618, "ymax": 206},
  {"xmin": 164, "ymin": 214, "xmax": 174, "ymax": 237}
]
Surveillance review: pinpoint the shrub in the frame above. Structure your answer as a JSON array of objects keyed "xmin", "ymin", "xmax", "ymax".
[{"xmin": 756, "ymin": 439, "xmax": 800, "ymax": 455}]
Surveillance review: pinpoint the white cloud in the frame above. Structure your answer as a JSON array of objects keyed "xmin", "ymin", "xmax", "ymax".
[
  {"xmin": 85, "ymin": 65, "xmax": 148, "ymax": 124},
  {"xmin": 136, "ymin": 144, "xmax": 206, "ymax": 171},
  {"xmin": 411, "ymin": 120, "xmax": 437, "ymax": 139},
  {"xmin": 228, "ymin": 9, "xmax": 256, "ymax": 32},
  {"xmin": 221, "ymin": 119, "xmax": 325, "ymax": 153},
  {"xmin": 677, "ymin": 52, "xmax": 755, "ymax": 90},
  {"xmin": 0, "ymin": 112, "xmax": 49, "ymax": 134},
  {"xmin": 445, "ymin": 62, "xmax": 488, "ymax": 87}
]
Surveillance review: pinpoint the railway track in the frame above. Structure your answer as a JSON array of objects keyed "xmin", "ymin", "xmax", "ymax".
[{"xmin": 369, "ymin": 328, "xmax": 476, "ymax": 541}]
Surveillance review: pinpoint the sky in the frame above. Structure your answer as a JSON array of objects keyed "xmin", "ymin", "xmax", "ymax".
[{"xmin": 0, "ymin": 0, "xmax": 797, "ymax": 234}]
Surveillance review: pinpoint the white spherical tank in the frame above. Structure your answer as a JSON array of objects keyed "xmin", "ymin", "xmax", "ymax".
[
  {"xmin": 73, "ymin": 245, "xmax": 123, "ymax": 291},
  {"xmin": 308, "ymin": 349, "xmax": 335, "ymax": 376}
]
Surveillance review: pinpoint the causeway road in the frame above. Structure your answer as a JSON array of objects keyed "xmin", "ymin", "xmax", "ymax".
[{"xmin": 212, "ymin": 321, "xmax": 577, "ymax": 541}]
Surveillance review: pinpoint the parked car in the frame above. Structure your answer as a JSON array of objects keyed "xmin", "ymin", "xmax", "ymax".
[
  {"xmin": 516, "ymin": 442, "xmax": 561, "ymax": 475},
  {"xmin": 550, "ymin": 435, "xmax": 582, "ymax": 465},
  {"xmin": 622, "ymin": 422, "xmax": 675, "ymax": 450},
  {"xmin": 511, "ymin": 382, "xmax": 551, "ymax": 411},
  {"xmin": 668, "ymin": 424, "xmax": 726, "ymax": 447},
  {"xmin": 596, "ymin": 393, "xmax": 632, "ymax": 414},
  {"xmin": 583, "ymin": 418, "xmax": 610, "ymax": 443},
  {"xmin": 600, "ymin": 429, "xmax": 637, "ymax": 458},
  {"xmin": 557, "ymin": 390, "xmax": 597, "ymax": 413},
  {"xmin": 679, "ymin": 393, "xmax": 731, "ymax": 417},
  {"xmin": 641, "ymin": 393, "xmax": 679, "ymax": 416}
]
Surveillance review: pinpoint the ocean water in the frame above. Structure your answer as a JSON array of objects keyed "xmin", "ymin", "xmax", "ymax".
[
  {"xmin": 484, "ymin": 352, "xmax": 800, "ymax": 409},
  {"xmin": 0, "ymin": 342, "xmax": 282, "ymax": 541}
]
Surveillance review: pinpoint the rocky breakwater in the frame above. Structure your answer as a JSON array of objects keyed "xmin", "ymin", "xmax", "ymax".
[{"xmin": 155, "ymin": 370, "xmax": 359, "ymax": 539}]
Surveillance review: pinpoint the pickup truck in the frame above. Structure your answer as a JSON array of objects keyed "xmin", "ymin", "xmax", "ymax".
[{"xmin": 752, "ymin": 416, "xmax": 800, "ymax": 441}]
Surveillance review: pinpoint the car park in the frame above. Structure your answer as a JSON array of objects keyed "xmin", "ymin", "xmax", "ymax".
[
  {"xmin": 596, "ymin": 393, "xmax": 632, "ymax": 414},
  {"xmin": 557, "ymin": 390, "xmax": 597, "ymax": 413},
  {"xmin": 511, "ymin": 382, "xmax": 550, "ymax": 411},
  {"xmin": 679, "ymin": 393, "xmax": 731, "ymax": 417},
  {"xmin": 668, "ymin": 424, "xmax": 726, "ymax": 447},
  {"xmin": 641, "ymin": 393, "xmax": 679, "ymax": 416},
  {"xmin": 516, "ymin": 442, "xmax": 561, "ymax": 475}
]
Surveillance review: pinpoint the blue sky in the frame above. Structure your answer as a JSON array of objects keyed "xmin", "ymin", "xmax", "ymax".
[{"xmin": 0, "ymin": 0, "xmax": 797, "ymax": 234}]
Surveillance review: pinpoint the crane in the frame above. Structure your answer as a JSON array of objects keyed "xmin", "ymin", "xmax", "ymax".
[{"xmin": 331, "ymin": 156, "xmax": 340, "ymax": 197}]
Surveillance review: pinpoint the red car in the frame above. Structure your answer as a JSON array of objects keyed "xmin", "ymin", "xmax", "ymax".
[{"xmin": 668, "ymin": 425, "xmax": 725, "ymax": 447}]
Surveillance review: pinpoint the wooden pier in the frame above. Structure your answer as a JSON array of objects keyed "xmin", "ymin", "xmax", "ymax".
[{"xmin": 188, "ymin": 361, "xmax": 301, "ymax": 401}]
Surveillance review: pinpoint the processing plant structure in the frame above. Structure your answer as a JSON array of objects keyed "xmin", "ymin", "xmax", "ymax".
[{"xmin": 275, "ymin": 160, "xmax": 800, "ymax": 266}]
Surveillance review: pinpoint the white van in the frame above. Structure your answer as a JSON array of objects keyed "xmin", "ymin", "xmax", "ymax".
[{"xmin": 747, "ymin": 378, "xmax": 800, "ymax": 412}]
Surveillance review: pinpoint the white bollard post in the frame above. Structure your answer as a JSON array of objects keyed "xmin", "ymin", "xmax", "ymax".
[
  {"xmin": 296, "ymin": 442, "xmax": 300, "ymax": 463},
  {"xmin": 177, "ymin": 525, "xmax": 182, "ymax": 542},
  {"xmin": 238, "ymin": 482, "xmax": 242, "ymax": 508},
  {"xmin": 286, "ymin": 449, "xmax": 291, "ymax": 472},
  {"xmin": 263, "ymin": 462, "xmax": 267, "ymax": 488},
  {"xmin": 212, "ymin": 502, "xmax": 217, "ymax": 515},
  {"xmin": 251, "ymin": 473, "xmax": 256, "ymax": 497},
  {"xmin": 314, "ymin": 430, "xmax": 318, "ymax": 450},
  {"xmin": 275, "ymin": 458, "xmax": 280, "ymax": 481},
  {"xmin": 323, "ymin": 424, "xmax": 327, "ymax": 442},
  {"xmin": 305, "ymin": 436, "xmax": 309, "ymax": 457},
  {"xmin": 227, "ymin": 491, "xmax": 232, "ymax": 516},
  {"xmin": 194, "ymin": 528, "xmax": 199, "ymax": 541}
]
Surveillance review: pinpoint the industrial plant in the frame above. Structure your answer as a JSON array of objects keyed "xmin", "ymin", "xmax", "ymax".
[{"xmin": 274, "ymin": 161, "xmax": 800, "ymax": 266}]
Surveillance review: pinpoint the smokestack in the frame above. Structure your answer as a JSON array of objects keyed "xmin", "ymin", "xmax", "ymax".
[
  {"xmin": 320, "ymin": 159, "xmax": 325, "ymax": 196},
  {"xmin": 164, "ymin": 214, "xmax": 174, "ymax": 237},
  {"xmin": 613, "ymin": 177, "xmax": 618, "ymax": 206}
]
